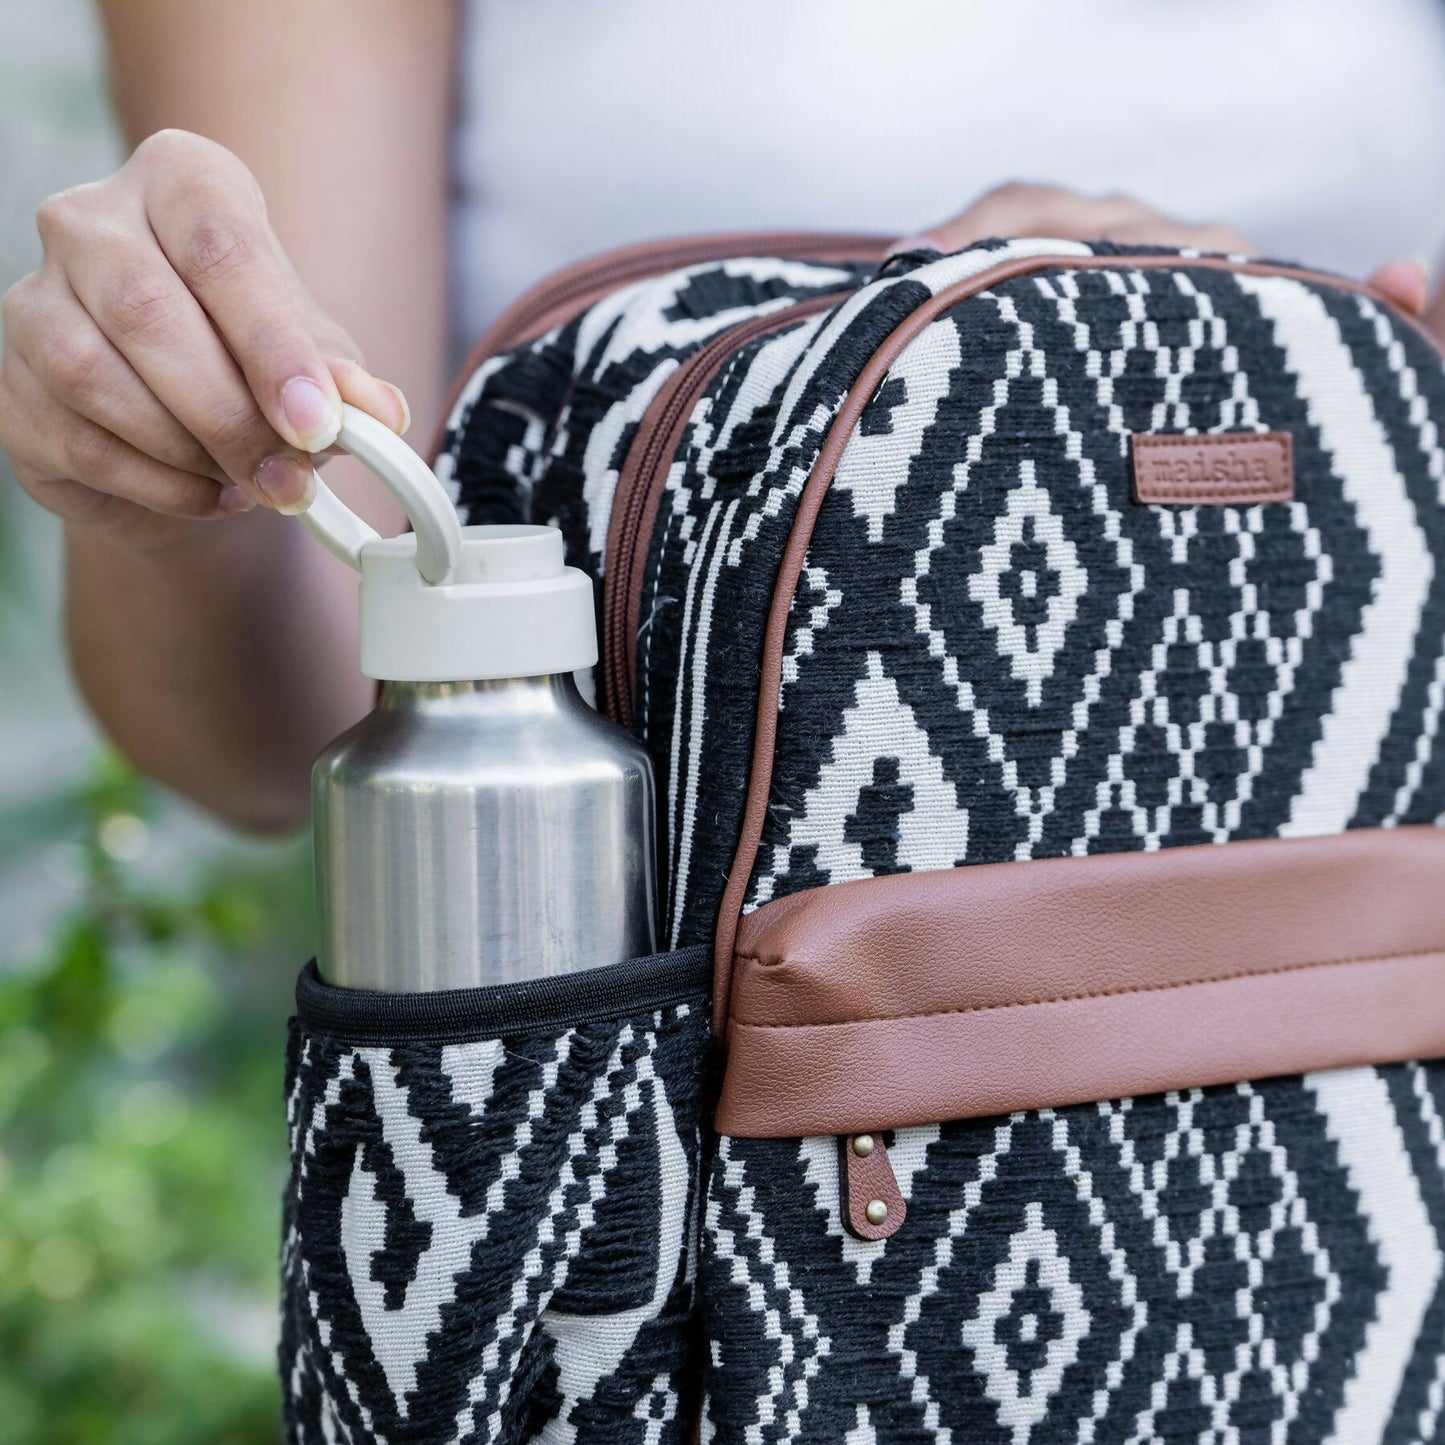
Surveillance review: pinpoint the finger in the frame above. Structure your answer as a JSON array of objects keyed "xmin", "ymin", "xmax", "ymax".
[
  {"xmin": 10, "ymin": 270, "xmax": 226, "ymax": 481},
  {"xmin": 330, "ymin": 358, "xmax": 410, "ymax": 435},
  {"xmin": 889, "ymin": 184, "xmax": 1157, "ymax": 257},
  {"xmin": 1, "ymin": 351, "xmax": 241, "ymax": 520},
  {"xmin": 974, "ymin": 186, "xmax": 1153, "ymax": 240},
  {"xmin": 1183, "ymin": 223, "xmax": 1255, "ymax": 256},
  {"xmin": 1099, "ymin": 219, "xmax": 1256, "ymax": 255},
  {"xmin": 886, "ymin": 227, "xmax": 950, "ymax": 258},
  {"xmin": 57, "ymin": 225, "xmax": 315, "ymax": 509},
  {"xmin": 22, "ymin": 475, "xmax": 190, "ymax": 541},
  {"xmin": 893, "ymin": 211, "xmax": 1253, "ymax": 259},
  {"xmin": 889, "ymin": 184, "xmax": 1255, "ymax": 261},
  {"xmin": 1369, "ymin": 259, "xmax": 1429, "ymax": 317},
  {"xmin": 297, "ymin": 361, "xmax": 409, "ymax": 465},
  {"xmin": 142, "ymin": 162, "xmax": 343, "ymax": 454}
]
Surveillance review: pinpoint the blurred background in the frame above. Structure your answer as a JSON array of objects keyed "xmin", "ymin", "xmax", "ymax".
[{"xmin": 0, "ymin": 3, "xmax": 309, "ymax": 1439}]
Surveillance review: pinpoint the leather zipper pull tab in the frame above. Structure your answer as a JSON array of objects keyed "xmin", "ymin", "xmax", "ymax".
[{"xmin": 839, "ymin": 1132, "xmax": 905, "ymax": 1240}]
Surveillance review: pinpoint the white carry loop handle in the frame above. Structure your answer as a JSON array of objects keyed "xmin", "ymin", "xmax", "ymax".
[
  {"xmin": 298, "ymin": 404, "xmax": 462, "ymax": 585},
  {"xmin": 291, "ymin": 402, "xmax": 597, "ymax": 683}
]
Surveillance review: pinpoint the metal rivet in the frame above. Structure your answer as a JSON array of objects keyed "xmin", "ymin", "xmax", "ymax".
[
  {"xmin": 851, "ymin": 1134, "xmax": 875, "ymax": 1158},
  {"xmin": 865, "ymin": 1199, "xmax": 888, "ymax": 1226}
]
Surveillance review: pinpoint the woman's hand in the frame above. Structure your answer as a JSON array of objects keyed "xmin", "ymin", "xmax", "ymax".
[
  {"xmin": 0, "ymin": 128, "xmax": 408, "ymax": 548},
  {"xmin": 892, "ymin": 181, "xmax": 1430, "ymax": 321}
]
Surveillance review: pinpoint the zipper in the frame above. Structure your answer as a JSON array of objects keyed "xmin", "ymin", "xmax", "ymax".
[
  {"xmin": 602, "ymin": 291, "xmax": 849, "ymax": 726},
  {"xmin": 479, "ymin": 231, "xmax": 888, "ymax": 356},
  {"xmin": 430, "ymin": 232, "xmax": 890, "ymax": 462}
]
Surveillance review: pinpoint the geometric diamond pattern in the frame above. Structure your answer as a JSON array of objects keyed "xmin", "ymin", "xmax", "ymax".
[
  {"xmin": 705, "ymin": 1069, "xmax": 1442, "ymax": 1443},
  {"xmin": 371, "ymin": 238, "xmax": 1445, "ymax": 1443},
  {"xmin": 968, "ymin": 458, "xmax": 1089, "ymax": 709},
  {"xmin": 957, "ymin": 1199, "xmax": 1089, "ymax": 1432},
  {"xmin": 744, "ymin": 259, "xmax": 1420, "ymax": 903}
]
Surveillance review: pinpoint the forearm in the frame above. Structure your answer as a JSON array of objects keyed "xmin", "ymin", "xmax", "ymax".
[
  {"xmin": 65, "ymin": 512, "xmax": 370, "ymax": 831},
  {"xmin": 69, "ymin": 0, "xmax": 455, "ymax": 826}
]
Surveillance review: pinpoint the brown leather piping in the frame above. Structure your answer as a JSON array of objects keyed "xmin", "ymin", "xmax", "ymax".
[
  {"xmin": 715, "ymin": 827, "xmax": 1445, "ymax": 1137},
  {"xmin": 721, "ymin": 951, "xmax": 1445, "ymax": 1137},
  {"xmin": 427, "ymin": 231, "xmax": 890, "ymax": 464},
  {"xmin": 710, "ymin": 251, "xmax": 1440, "ymax": 1035}
]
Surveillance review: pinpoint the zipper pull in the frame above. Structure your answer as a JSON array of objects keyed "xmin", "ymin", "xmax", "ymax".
[{"xmin": 839, "ymin": 1132, "xmax": 905, "ymax": 1240}]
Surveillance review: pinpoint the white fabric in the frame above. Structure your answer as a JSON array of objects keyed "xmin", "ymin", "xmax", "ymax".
[{"xmin": 451, "ymin": 0, "xmax": 1445, "ymax": 342}]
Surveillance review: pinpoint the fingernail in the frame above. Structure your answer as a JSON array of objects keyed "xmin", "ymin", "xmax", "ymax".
[
  {"xmin": 251, "ymin": 453, "xmax": 316, "ymax": 513},
  {"xmin": 381, "ymin": 381, "xmax": 411, "ymax": 435},
  {"xmin": 216, "ymin": 484, "xmax": 256, "ymax": 515},
  {"xmin": 281, "ymin": 376, "xmax": 342, "ymax": 452}
]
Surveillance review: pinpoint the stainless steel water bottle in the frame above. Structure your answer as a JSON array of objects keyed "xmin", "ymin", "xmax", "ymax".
[{"xmin": 298, "ymin": 406, "xmax": 657, "ymax": 991}]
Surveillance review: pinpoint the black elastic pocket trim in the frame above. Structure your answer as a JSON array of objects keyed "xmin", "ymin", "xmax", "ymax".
[{"xmin": 294, "ymin": 946, "xmax": 712, "ymax": 1044}]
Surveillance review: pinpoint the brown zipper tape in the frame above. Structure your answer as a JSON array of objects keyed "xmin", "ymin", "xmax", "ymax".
[
  {"xmin": 604, "ymin": 294, "xmax": 848, "ymax": 726},
  {"xmin": 709, "ymin": 250, "xmax": 1439, "ymax": 1037}
]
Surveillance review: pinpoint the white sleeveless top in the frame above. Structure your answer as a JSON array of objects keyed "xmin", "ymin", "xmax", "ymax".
[{"xmin": 451, "ymin": 0, "xmax": 1445, "ymax": 342}]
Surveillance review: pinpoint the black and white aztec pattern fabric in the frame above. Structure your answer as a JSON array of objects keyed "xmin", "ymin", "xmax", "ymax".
[
  {"xmin": 435, "ymin": 255, "xmax": 877, "ymax": 580},
  {"xmin": 704, "ymin": 1064, "xmax": 1445, "ymax": 1443},
  {"xmin": 281, "ymin": 954, "xmax": 712, "ymax": 1443},
  {"xmin": 325, "ymin": 238, "xmax": 1445, "ymax": 1442},
  {"xmin": 746, "ymin": 257, "xmax": 1445, "ymax": 901}
]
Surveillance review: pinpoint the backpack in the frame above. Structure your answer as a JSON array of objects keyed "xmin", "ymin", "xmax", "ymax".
[{"xmin": 281, "ymin": 232, "xmax": 1445, "ymax": 1443}]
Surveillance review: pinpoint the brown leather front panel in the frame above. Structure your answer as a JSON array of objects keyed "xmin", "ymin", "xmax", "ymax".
[
  {"xmin": 1131, "ymin": 431, "xmax": 1294, "ymax": 505},
  {"xmin": 715, "ymin": 827, "xmax": 1445, "ymax": 1138}
]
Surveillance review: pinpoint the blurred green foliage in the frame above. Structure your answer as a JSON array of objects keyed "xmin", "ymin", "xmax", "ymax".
[{"xmin": 0, "ymin": 755, "xmax": 310, "ymax": 1443}]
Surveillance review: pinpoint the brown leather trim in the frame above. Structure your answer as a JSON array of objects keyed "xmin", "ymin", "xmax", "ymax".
[
  {"xmin": 721, "ymin": 951, "xmax": 1445, "ymax": 1138},
  {"xmin": 1132, "ymin": 431, "xmax": 1294, "ymax": 505},
  {"xmin": 714, "ymin": 827, "xmax": 1445, "ymax": 1137},
  {"xmin": 710, "ymin": 252, "xmax": 1441, "ymax": 1034},
  {"xmin": 429, "ymin": 231, "xmax": 891, "ymax": 464},
  {"xmin": 839, "ymin": 1134, "xmax": 906, "ymax": 1240}
]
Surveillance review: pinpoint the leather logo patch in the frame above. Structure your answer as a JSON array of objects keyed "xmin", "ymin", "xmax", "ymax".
[{"xmin": 1131, "ymin": 432, "xmax": 1294, "ymax": 506}]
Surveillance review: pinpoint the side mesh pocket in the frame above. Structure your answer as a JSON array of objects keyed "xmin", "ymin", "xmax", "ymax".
[{"xmin": 280, "ymin": 948, "xmax": 712, "ymax": 1444}]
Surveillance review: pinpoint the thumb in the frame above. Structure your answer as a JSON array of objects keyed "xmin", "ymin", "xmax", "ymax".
[{"xmin": 1368, "ymin": 258, "xmax": 1430, "ymax": 318}]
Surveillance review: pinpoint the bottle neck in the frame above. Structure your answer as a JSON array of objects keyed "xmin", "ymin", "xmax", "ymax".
[{"xmin": 378, "ymin": 673, "xmax": 583, "ymax": 719}]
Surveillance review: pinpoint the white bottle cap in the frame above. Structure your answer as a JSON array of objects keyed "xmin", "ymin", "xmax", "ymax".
[{"xmin": 296, "ymin": 405, "xmax": 596, "ymax": 682}]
